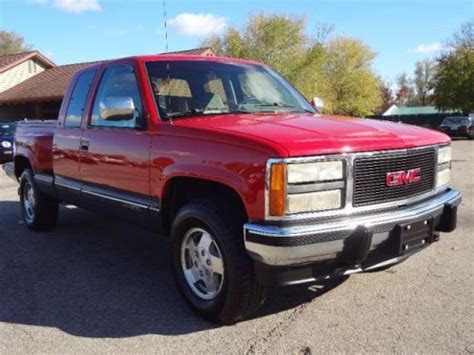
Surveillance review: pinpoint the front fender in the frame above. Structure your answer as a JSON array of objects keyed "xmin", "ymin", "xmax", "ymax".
[{"xmin": 158, "ymin": 163, "xmax": 265, "ymax": 220}]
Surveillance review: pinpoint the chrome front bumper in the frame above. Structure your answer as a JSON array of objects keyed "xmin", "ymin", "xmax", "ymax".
[{"xmin": 244, "ymin": 189, "xmax": 461, "ymax": 266}]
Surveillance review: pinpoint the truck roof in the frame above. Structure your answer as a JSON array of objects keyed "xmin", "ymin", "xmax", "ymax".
[{"xmin": 79, "ymin": 54, "xmax": 263, "ymax": 73}]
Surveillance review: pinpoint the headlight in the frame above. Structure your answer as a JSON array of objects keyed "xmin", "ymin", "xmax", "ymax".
[
  {"xmin": 436, "ymin": 145, "xmax": 451, "ymax": 188},
  {"xmin": 287, "ymin": 161, "xmax": 343, "ymax": 183},
  {"xmin": 436, "ymin": 169, "xmax": 451, "ymax": 188},
  {"xmin": 269, "ymin": 160, "xmax": 345, "ymax": 216},
  {"xmin": 438, "ymin": 146, "xmax": 451, "ymax": 164},
  {"xmin": 1, "ymin": 141, "xmax": 12, "ymax": 148},
  {"xmin": 287, "ymin": 189, "xmax": 342, "ymax": 214}
]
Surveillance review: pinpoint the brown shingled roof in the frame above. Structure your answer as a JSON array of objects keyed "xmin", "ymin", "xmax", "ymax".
[
  {"xmin": 0, "ymin": 47, "xmax": 215, "ymax": 105},
  {"xmin": 0, "ymin": 50, "xmax": 55, "ymax": 73},
  {"xmin": 162, "ymin": 47, "xmax": 216, "ymax": 56},
  {"xmin": 0, "ymin": 61, "xmax": 105, "ymax": 104}
]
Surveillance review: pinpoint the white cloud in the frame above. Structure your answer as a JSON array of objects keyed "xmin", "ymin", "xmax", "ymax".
[
  {"xmin": 409, "ymin": 42, "xmax": 444, "ymax": 54},
  {"xmin": 168, "ymin": 13, "xmax": 227, "ymax": 37},
  {"xmin": 53, "ymin": 0, "xmax": 101, "ymax": 13}
]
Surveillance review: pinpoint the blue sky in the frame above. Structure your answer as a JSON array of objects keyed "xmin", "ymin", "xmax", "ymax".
[{"xmin": 0, "ymin": 0, "xmax": 472, "ymax": 84}]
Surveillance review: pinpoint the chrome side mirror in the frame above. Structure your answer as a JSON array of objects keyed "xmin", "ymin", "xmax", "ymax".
[
  {"xmin": 311, "ymin": 97, "xmax": 324, "ymax": 114},
  {"xmin": 100, "ymin": 97, "xmax": 135, "ymax": 121}
]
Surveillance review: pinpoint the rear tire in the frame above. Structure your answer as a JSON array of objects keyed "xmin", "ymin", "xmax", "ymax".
[
  {"xmin": 170, "ymin": 199, "xmax": 266, "ymax": 324},
  {"xmin": 19, "ymin": 169, "xmax": 59, "ymax": 231}
]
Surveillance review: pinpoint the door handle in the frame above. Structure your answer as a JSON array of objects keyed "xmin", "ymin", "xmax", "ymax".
[{"xmin": 79, "ymin": 140, "xmax": 89, "ymax": 151}]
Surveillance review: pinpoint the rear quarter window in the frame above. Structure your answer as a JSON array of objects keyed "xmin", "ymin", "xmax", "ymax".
[{"xmin": 64, "ymin": 70, "xmax": 97, "ymax": 128}]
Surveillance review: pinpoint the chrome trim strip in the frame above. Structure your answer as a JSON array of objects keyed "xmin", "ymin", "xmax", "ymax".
[
  {"xmin": 265, "ymin": 143, "xmax": 449, "ymax": 222},
  {"xmin": 82, "ymin": 189, "xmax": 152, "ymax": 210},
  {"xmin": 54, "ymin": 176, "xmax": 161, "ymax": 212},
  {"xmin": 437, "ymin": 162, "xmax": 451, "ymax": 172},
  {"xmin": 34, "ymin": 174, "xmax": 53, "ymax": 183},
  {"xmin": 287, "ymin": 180, "xmax": 344, "ymax": 194},
  {"xmin": 55, "ymin": 181, "xmax": 81, "ymax": 191},
  {"xmin": 247, "ymin": 188, "xmax": 461, "ymax": 266}
]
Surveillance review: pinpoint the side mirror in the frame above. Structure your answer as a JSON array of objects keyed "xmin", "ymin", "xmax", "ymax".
[
  {"xmin": 100, "ymin": 97, "xmax": 135, "ymax": 121},
  {"xmin": 311, "ymin": 97, "xmax": 324, "ymax": 114}
]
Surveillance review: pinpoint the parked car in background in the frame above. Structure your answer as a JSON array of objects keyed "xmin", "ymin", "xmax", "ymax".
[
  {"xmin": 0, "ymin": 122, "xmax": 17, "ymax": 164},
  {"xmin": 439, "ymin": 116, "xmax": 473, "ymax": 139}
]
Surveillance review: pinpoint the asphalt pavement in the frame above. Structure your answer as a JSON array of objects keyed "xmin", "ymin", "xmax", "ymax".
[{"xmin": 0, "ymin": 140, "xmax": 473, "ymax": 353}]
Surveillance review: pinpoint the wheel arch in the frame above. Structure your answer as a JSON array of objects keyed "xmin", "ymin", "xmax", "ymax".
[
  {"xmin": 14, "ymin": 155, "xmax": 33, "ymax": 178},
  {"xmin": 160, "ymin": 176, "xmax": 249, "ymax": 234}
]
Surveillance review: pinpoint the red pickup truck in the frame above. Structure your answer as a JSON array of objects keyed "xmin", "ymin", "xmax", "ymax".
[{"xmin": 3, "ymin": 54, "xmax": 461, "ymax": 324}]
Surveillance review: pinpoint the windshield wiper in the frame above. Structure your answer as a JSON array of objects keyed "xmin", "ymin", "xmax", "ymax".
[
  {"xmin": 166, "ymin": 108, "xmax": 252, "ymax": 120},
  {"xmin": 255, "ymin": 102, "xmax": 297, "ymax": 108},
  {"xmin": 253, "ymin": 102, "xmax": 315, "ymax": 114},
  {"xmin": 166, "ymin": 109, "xmax": 205, "ymax": 119}
]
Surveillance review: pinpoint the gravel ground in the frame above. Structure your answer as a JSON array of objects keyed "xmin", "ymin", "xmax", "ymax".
[{"xmin": 0, "ymin": 140, "xmax": 472, "ymax": 354}]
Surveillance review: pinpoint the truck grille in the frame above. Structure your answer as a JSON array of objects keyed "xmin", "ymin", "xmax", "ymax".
[{"xmin": 353, "ymin": 148, "xmax": 436, "ymax": 207}]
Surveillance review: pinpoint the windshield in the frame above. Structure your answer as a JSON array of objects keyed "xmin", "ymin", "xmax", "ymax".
[
  {"xmin": 443, "ymin": 117, "xmax": 469, "ymax": 125},
  {"xmin": 0, "ymin": 123, "xmax": 16, "ymax": 137},
  {"xmin": 145, "ymin": 60, "xmax": 315, "ymax": 119}
]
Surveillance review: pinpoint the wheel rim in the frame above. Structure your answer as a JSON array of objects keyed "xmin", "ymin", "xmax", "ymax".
[
  {"xmin": 23, "ymin": 182, "xmax": 35, "ymax": 223},
  {"xmin": 180, "ymin": 227, "xmax": 225, "ymax": 300}
]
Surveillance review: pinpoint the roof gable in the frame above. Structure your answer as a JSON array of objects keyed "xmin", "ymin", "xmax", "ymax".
[
  {"xmin": 0, "ymin": 51, "xmax": 56, "ymax": 74},
  {"xmin": 0, "ymin": 61, "xmax": 104, "ymax": 104}
]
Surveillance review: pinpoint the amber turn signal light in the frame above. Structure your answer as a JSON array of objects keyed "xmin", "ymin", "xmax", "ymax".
[{"xmin": 269, "ymin": 163, "xmax": 286, "ymax": 216}]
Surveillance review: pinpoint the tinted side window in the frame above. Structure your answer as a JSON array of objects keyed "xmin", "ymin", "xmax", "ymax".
[
  {"xmin": 90, "ymin": 65, "xmax": 144, "ymax": 129},
  {"xmin": 64, "ymin": 70, "xmax": 97, "ymax": 128}
]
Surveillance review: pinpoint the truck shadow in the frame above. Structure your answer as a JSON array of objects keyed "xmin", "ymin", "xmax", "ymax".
[{"xmin": 0, "ymin": 201, "xmax": 347, "ymax": 338}]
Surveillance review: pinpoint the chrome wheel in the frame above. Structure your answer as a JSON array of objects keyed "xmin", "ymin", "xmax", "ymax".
[
  {"xmin": 23, "ymin": 182, "xmax": 35, "ymax": 223},
  {"xmin": 181, "ymin": 227, "xmax": 225, "ymax": 300}
]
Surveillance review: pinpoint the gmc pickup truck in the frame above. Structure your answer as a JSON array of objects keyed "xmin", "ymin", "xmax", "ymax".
[{"xmin": 3, "ymin": 55, "xmax": 461, "ymax": 324}]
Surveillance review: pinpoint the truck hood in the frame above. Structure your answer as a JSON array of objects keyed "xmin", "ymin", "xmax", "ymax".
[{"xmin": 174, "ymin": 112, "xmax": 450, "ymax": 157}]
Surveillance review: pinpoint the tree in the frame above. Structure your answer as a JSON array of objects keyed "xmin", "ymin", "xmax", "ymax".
[
  {"xmin": 317, "ymin": 37, "xmax": 382, "ymax": 116},
  {"xmin": 203, "ymin": 13, "xmax": 382, "ymax": 116},
  {"xmin": 377, "ymin": 80, "xmax": 394, "ymax": 114},
  {"xmin": 413, "ymin": 59, "xmax": 436, "ymax": 106},
  {"xmin": 0, "ymin": 30, "xmax": 32, "ymax": 56},
  {"xmin": 432, "ymin": 48, "xmax": 474, "ymax": 114},
  {"xmin": 432, "ymin": 21, "xmax": 474, "ymax": 114},
  {"xmin": 451, "ymin": 20, "xmax": 474, "ymax": 51},
  {"xmin": 204, "ymin": 13, "xmax": 314, "ymax": 84},
  {"xmin": 395, "ymin": 73, "xmax": 415, "ymax": 106}
]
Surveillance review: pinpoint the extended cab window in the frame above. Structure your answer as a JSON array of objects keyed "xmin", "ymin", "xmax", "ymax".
[
  {"xmin": 90, "ymin": 65, "xmax": 144, "ymax": 129},
  {"xmin": 64, "ymin": 70, "xmax": 97, "ymax": 128}
]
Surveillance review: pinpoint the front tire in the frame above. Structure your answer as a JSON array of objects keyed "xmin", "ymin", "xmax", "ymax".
[
  {"xmin": 170, "ymin": 199, "xmax": 266, "ymax": 324},
  {"xmin": 19, "ymin": 169, "xmax": 59, "ymax": 231}
]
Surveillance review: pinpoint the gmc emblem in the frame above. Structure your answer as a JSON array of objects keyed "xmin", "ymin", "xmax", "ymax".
[{"xmin": 386, "ymin": 168, "xmax": 421, "ymax": 187}]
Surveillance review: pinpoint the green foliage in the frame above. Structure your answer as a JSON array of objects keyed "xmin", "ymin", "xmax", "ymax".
[
  {"xmin": 0, "ymin": 30, "xmax": 32, "ymax": 56},
  {"xmin": 203, "ymin": 13, "xmax": 382, "ymax": 116},
  {"xmin": 413, "ymin": 59, "xmax": 436, "ymax": 106},
  {"xmin": 432, "ymin": 48, "xmax": 474, "ymax": 114},
  {"xmin": 317, "ymin": 37, "xmax": 382, "ymax": 116},
  {"xmin": 432, "ymin": 21, "xmax": 474, "ymax": 114}
]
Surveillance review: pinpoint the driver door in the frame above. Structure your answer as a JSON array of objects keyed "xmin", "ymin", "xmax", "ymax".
[{"xmin": 79, "ymin": 64, "xmax": 152, "ymax": 204}]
